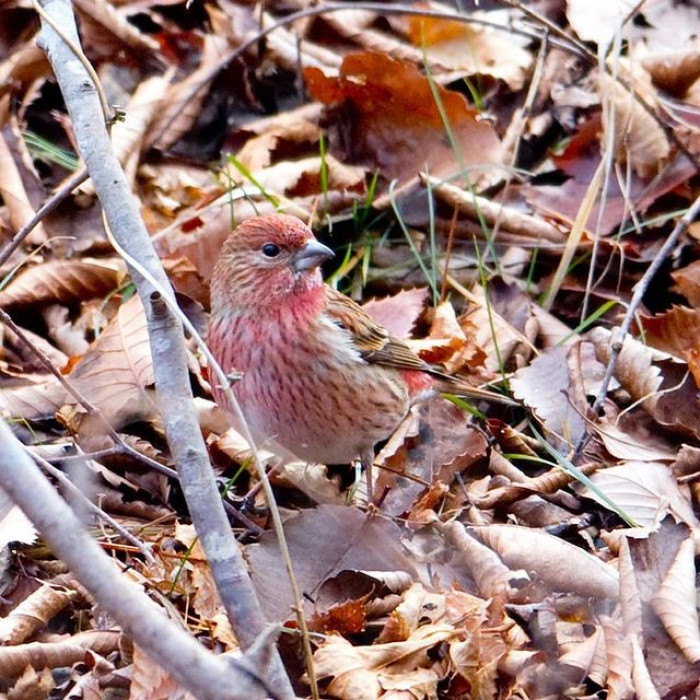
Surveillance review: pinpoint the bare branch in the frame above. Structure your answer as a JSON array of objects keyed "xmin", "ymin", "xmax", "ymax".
[
  {"xmin": 33, "ymin": 1, "xmax": 293, "ymax": 694},
  {"xmin": 0, "ymin": 419, "xmax": 273, "ymax": 698}
]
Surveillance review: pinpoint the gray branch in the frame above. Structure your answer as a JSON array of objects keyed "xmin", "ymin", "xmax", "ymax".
[
  {"xmin": 32, "ymin": 0, "xmax": 293, "ymax": 695},
  {"xmin": 0, "ymin": 420, "xmax": 270, "ymax": 698}
]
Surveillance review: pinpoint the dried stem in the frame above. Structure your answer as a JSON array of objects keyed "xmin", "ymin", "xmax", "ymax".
[{"xmin": 591, "ymin": 193, "xmax": 700, "ymax": 416}]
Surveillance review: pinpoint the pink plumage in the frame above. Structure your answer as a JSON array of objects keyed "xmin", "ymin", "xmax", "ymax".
[{"xmin": 208, "ymin": 214, "xmax": 435, "ymax": 480}]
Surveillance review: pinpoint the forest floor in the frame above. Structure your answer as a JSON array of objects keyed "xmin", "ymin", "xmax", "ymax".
[{"xmin": 1, "ymin": 0, "xmax": 700, "ymax": 698}]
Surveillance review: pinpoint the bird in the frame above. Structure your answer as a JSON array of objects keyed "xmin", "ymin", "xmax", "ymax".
[{"xmin": 208, "ymin": 214, "xmax": 509, "ymax": 497}]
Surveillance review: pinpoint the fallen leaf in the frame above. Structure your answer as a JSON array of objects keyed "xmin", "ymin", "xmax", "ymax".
[{"xmin": 305, "ymin": 51, "xmax": 503, "ymax": 185}]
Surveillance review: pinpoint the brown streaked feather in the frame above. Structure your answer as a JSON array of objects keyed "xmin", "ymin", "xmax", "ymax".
[
  {"xmin": 324, "ymin": 287, "xmax": 518, "ymax": 405},
  {"xmin": 324, "ymin": 287, "xmax": 429, "ymax": 373}
]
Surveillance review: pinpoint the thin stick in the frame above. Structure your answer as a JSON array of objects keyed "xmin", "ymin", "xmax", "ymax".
[
  {"xmin": 590, "ymin": 193, "xmax": 700, "ymax": 416},
  {"xmin": 0, "ymin": 308, "xmax": 178, "ymax": 480},
  {"xmin": 28, "ymin": 448, "xmax": 156, "ymax": 563},
  {"xmin": 0, "ymin": 168, "xmax": 89, "ymax": 269}
]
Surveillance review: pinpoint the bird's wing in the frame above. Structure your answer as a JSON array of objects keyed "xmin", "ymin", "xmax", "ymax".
[
  {"xmin": 324, "ymin": 286, "xmax": 428, "ymax": 372},
  {"xmin": 324, "ymin": 287, "xmax": 518, "ymax": 406}
]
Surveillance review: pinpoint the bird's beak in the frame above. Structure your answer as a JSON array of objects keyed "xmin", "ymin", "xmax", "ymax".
[{"xmin": 292, "ymin": 239, "xmax": 334, "ymax": 272}]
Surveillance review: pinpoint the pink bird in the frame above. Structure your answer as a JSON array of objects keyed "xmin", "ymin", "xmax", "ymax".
[{"xmin": 208, "ymin": 214, "xmax": 506, "ymax": 495}]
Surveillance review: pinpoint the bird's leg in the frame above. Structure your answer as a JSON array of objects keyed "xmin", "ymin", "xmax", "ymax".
[{"xmin": 360, "ymin": 448, "xmax": 375, "ymax": 505}]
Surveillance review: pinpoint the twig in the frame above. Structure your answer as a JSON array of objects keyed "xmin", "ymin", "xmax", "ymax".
[
  {"xmin": 0, "ymin": 168, "xmax": 89, "ymax": 270},
  {"xmin": 0, "ymin": 420, "xmax": 273, "ymax": 699},
  {"xmin": 420, "ymin": 174, "xmax": 566, "ymax": 245},
  {"xmin": 590, "ymin": 193, "xmax": 700, "ymax": 416},
  {"xmin": 27, "ymin": 448, "xmax": 156, "ymax": 564}
]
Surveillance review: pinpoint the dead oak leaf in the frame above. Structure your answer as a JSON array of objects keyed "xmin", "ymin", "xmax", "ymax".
[
  {"xmin": 599, "ymin": 73, "xmax": 670, "ymax": 179},
  {"xmin": 642, "ymin": 306, "xmax": 700, "ymax": 387},
  {"xmin": 313, "ymin": 625, "xmax": 457, "ymax": 700},
  {"xmin": 247, "ymin": 505, "xmax": 418, "ymax": 622},
  {"xmin": 305, "ymin": 51, "xmax": 503, "ymax": 185},
  {"xmin": 591, "ymin": 326, "xmax": 700, "ymax": 440},
  {"xmin": 63, "ymin": 295, "xmax": 157, "ymax": 441},
  {"xmin": 405, "ymin": 14, "xmax": 532, "ymax": 89},
  {"xmin": 585, "ymin": 461, "xmax": 697, "ymax": 529},
  {"xmin": 0, "ymin": 259, "xmax": 124, "ymax": 308},
  {"xmin": 362, "ymin": 287, "xmax": 428, "ymax": 339}
]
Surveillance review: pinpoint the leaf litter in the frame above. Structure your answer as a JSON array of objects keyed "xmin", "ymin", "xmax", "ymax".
[{"xmin": 1, "ymin": 0, "xmax": 700, "ymax": 697}]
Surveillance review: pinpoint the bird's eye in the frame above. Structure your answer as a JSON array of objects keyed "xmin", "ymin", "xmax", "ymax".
[{"xmin": 261, "ymin": 243, "xmax": 281, "ymax": 258}]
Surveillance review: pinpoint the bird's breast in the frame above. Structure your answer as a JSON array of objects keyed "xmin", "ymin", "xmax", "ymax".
[{"xmin": 208, "ymin": 311, "xmax": 411, "ymax": 464}]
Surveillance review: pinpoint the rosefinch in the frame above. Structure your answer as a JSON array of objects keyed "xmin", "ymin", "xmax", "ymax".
[{"xmin": 209, "ymin": 214, "xmax": 507, "ymax": 493}]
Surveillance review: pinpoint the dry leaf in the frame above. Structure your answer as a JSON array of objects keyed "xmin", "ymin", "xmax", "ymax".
[
  {"xmin": 67, "ymin": 295, "xmax": 157, "ymax": 431},
  {"xmin": 0, "ymin": 486, "xmax": 36, "ymax": 550},
  {"xmin": 599, "ymin": 73, "xmax": 670, "ymax": 179},
  {"xmin": 586, "ymin": 462, "xmax": 697, "ymax": 529},
  {"xmin": 469, "ymin": 524, "xmax": 619, "ymax": 599},
  {"xmin": 0, "ymin": 259, "xmax": 123, "ymax": 308},
  {"xmin": 361, "ymin": 288, "xmax": 428, "ymax": 339},
  {"xmin": 405, "ymin": 14, "xmax": 532, "ymax": 89},
  {"xmin": 247, "ymin": 505, "xmax": 417, "ymax": 622},
  {"xmin": 305, "ymin": 51, "xmax": 503, "ymax": 185},
  {"xmin": 650, "ymin": 538, "xmax": 700, "ymax": 664},
  {"xmin": 511, "ymin": 344, "xmax": 587, "ymax": 450}
]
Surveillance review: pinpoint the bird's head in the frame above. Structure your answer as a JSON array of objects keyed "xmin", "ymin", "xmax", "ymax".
[{"xmin": 210, "ymin": 214, "xmax": 334, "ymax": 315}]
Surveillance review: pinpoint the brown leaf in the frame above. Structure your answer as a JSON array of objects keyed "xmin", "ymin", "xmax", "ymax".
[
  {"xmin": 376, "ymin": 395, "xmax": 488, "ymax": 516},
  {"xmin": 510, "ymin": 344, "xmax": 588, "ymax": 450},
  {"xmin": 623, "ymin": 520, "xmax": 700, "ymax": 695},
  {"xmin": 651, "ymin": 538, "xmax": 700, "ymax": 664},
  {"xmin": 469, "ymin": 524, "xmax": 619, "ymax": 599},
  {"xmin": 226, "ymin": 154, "xmax": 365, "ymax": 199},
  {"xmin": 521, "ymin": 113, "xmax": 693, "ymax": 233},
  {"xmin": 0, "ymin": 259, "xmax": 123, "ymax": 308},
  {"xmin": 642, "ymin": 306, "xmax": 700, "ymax": 387},
  {"xmin": 586, "ymin": 462, "xmax": 697, "ymax": 529},
  {"xmin": 600, "ymin": 613, "xmax": 636, "ymax": 700},
  {"xmin": 405, "ymin": 15, "xmax": 532, "ymax": 89},
  {"xmin": 309, "ymin": 598, "xmax": 367, "ymax": 636},
  {"xmin": 72, "ymin": 0, "xmax": 160, "ymax": 63},
  {"xmin": 644, "ymin": 47, "xmax": 700, "ymax": 97},
  {"xmin": 247, "ymin": 505, "xmax": 417, "ymax": 622},
  {"xmin": 305, "ymin": 51, "xmax": 502, "ymax": 184},
  {"xmin": 67, "ymin": 295, "xmax": 157, "ymax": 431},
  {"xmin": 590, "ymin": 327, "xmax": 700, "ymax": 439},
  {"xmin": 130, "ymin": 644, "xmax": 195, "ymax": 700},
  {"xmin": 0, "ymin": 124, "xmax": 47, "ymax": 246},
  {"xmin": 361, "ymin": 287, "xmax": 428, "ymax": 339},
  {"xmin": 313, "ymin": 625, "xmax": 456, "ymax": 700},
  {"xmin": 232, "ymin": 104, "xmax": 324, "ymax": 172},
  {"xmin": 599, "ymin": 73, "xmax": 670, "ymax": 179},
  {"xmin": 673, "ymin": 260, "xmax": 700, "ymax": 307},
  {"xmin": 0, "ymin": 376, "xmax": 67, "ymax": 421},
  {"xmin": 174, "ymin": 523, "xmax": 223, "ymax": 621}
]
